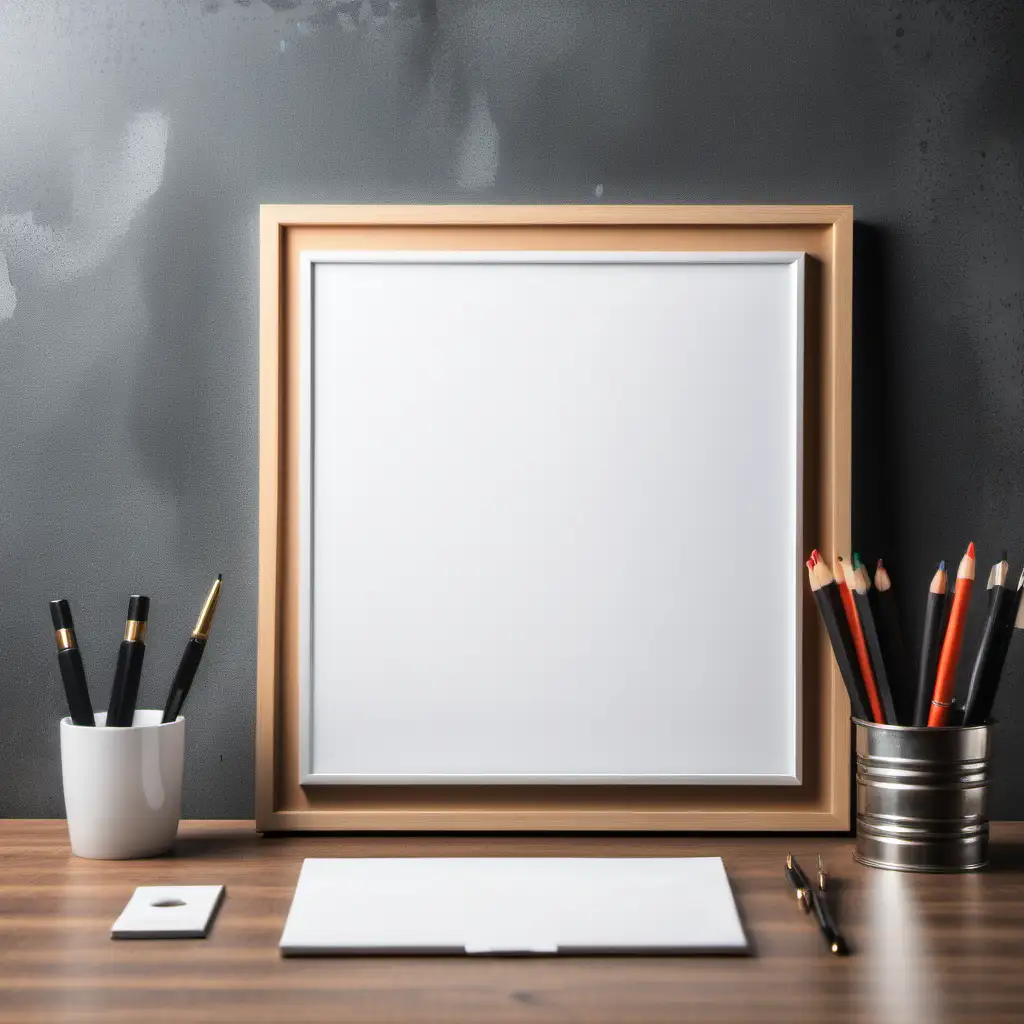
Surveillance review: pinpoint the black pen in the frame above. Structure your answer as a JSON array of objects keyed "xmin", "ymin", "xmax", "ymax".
[
  {"xmin": 162, "ymin": 575, "xmax": 222, "ymax": 723},
  {"xmin": 106, "ymin": 595, "xmax": 150, "ymax": 727},
  {"xmin": 811, "ymin": 856, "xmax": 848, "ymax": 956},
  {"xmin": 50, "ymin": 599, "xmax": 95, "ymax": 726},
  {"xmin": 785, "ymin": 853, "xmax": 813, "ymax": 912}
]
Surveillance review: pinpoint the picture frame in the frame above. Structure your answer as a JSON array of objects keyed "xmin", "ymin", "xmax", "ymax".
[{"xmin": 257, "ymin": 204, "xmax": 853, "ymax": 832}]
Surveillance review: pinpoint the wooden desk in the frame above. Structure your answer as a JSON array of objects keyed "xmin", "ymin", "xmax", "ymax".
[{"xmin": 2, "ymin": 821, "xmax": 1023, "ymax": 1023}]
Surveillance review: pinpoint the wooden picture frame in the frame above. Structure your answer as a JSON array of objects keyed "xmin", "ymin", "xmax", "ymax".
[{"xmin": 257, "ymin": 205, "xmax": 853, "ymax": 832}]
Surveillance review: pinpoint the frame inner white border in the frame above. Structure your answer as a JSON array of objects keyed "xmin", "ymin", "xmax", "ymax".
[{"xmin": 298, "ymin": 251, "xmax": 805, "ymax": 786}]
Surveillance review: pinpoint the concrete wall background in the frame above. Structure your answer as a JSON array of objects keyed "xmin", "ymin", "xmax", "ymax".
[{"xmin": 2, "ymin": 1, "xmax": 1022, "ymax": 818}]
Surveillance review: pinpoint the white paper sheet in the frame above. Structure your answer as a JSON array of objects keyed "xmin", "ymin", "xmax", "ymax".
[{"xmin": 280, "ymin": 857, "xmax": 748, "ymax": 955}]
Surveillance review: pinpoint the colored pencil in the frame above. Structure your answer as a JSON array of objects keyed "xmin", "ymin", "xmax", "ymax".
[
  {"xmin": 987, "ymin": 551, "xmax": 1008, "ymax": 607},
  {"xmin": 849, "ymin": 563, "xmax": 899, "ymax": 724},
  {"xmin": 963, "ymin": 566, "xmax": 1023, "ymax": 725},
  {"xmin": 962, "ymin": 559, "xmax": 1009, "ymax": 726},
  {"xmin": 820, "ymin": 557, "xmax": 875, "ymax": 719},
  {"xmin": 870, "ymin": 560, "xmax": 914, "ymax": 725},
  {"xmin": 928, "ymin": 542, "xmax": 976, "ymax": 726},
  {"xmin": 835, "ymin": 555, "xmax": 885, "ymax": 723},
  {"xmin": 808, "ymin": 558, "xmax": 870, "ymax": 721},
  {"xmin": 913, "ymin": 563, "xmax": 949, "ymax": 726}
]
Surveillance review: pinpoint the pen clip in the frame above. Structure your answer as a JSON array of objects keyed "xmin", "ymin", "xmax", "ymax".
[{"xmin": 786, "ymin": 853, "xmax": 813, "ymax": 913}]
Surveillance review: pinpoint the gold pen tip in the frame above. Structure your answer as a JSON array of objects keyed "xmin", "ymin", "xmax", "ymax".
[
  {"xmin": 786, "ymin": 853, "xmax": 793, "ymax": 868},
  {"xmin": 191, "ymin": 576, "xmax": 223, "ymax": 638},
  {"xmin": 831, "ymin": 942, "xmax": 839, "ymax": 954}
]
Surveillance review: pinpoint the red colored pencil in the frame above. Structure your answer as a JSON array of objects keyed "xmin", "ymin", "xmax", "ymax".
[
  {"xmin": 835, "ymin": 555, "xmax": 885, "ymax": 723},
  {"xmin": 928, "ymin": 542, "xmax": 976, "ymax": 726}
]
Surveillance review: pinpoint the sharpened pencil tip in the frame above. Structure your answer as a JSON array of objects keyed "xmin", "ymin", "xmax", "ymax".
[
  {"xmin": 877, "ymin": 558, "xmax": 884, "ymax": 569},
  {"xmin": 939, "ymin": 560, "xmax": 945, "ymax": 572},
  {"xmin": 217, "ymin": 573, "xmax": 223, "ymax": 581},
  {"xmin": 967, "ymin": 541, "xmax": 976, "ymax": 559},
  {"xmin": 853, "ymin": 552, "xmax": 862, "ymax": 569}
]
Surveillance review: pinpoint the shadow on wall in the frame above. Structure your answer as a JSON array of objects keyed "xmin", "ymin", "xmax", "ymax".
[{"xmin": 852, "ymin": 222, "xmax": 891, "ymax": 562}]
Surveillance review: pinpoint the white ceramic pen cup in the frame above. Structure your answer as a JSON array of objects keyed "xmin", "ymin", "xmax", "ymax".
[{"xmin": 60, "ymin": 710, "xmax": 185, "ymax": 860}]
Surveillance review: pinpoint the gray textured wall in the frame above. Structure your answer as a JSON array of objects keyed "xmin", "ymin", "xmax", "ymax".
[{"xmin": 2, "ymin": 1, "xmax": 1022, "ymax": 819}]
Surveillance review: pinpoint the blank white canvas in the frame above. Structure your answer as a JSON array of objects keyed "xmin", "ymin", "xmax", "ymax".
[
  {"xmin": 302, "ymin": 252, "xmax": 803, "ymax": 784},
  {"xmin": 279, "ymin": 857, "xmax": 749, "ymax": 955}
]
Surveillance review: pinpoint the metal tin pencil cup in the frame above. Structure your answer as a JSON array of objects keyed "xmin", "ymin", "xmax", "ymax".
[{"xmin": 853, "ymin": 718, "xmax": 993, "ymax": 872}]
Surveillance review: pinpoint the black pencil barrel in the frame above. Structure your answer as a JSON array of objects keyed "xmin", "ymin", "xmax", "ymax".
[
  {"xmin": 963, "ymin": 586, "xmax": 1010, "ymax": 725},
  {"xmin": 813, "ymin": 585, "xmax": 870, "ymax": 721},
  {"xmin": 914, "ymin": 591, "xmax": 948, "ymax": 727},
  {"xmin": 964, "ymin": 587, "xmax": 1021, "ymax": 725},
  {"xmin": 873, "ymin": 586, "xmax": 912, "ymax": 724},
  {"xmin": 856, "ymin": 590, "xmax": 898, "ymax": 724}
]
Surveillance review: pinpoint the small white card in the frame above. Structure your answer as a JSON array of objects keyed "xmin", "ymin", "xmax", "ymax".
[{"xmin": 111, "ymin": 885, "xmax": 225, "ymax": 939}]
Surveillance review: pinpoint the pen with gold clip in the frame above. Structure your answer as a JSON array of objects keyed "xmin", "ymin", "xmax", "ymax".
[
  {"xmin": 161, "ymin": 575, "xmax": 222, "ymax": 723},
  {"xmin": 786, "ymin": 855, "xmax": 849, "ymax": 955},
  {"xmin": 106, "ymin": 595, "xmax": 150, "ymax": 727},
  {"xmin": 50, "ymin": 599, "xmax": 95, "ymax": 726},
  {"xmin": 784, "ymin": 853, "xmax": 813, "ymax": 912},
  {"xmin": 811, "ymin": 856, "xmax": 848, "ymax": 956}
]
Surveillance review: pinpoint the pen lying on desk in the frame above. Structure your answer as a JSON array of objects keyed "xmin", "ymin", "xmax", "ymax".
[
  {"xmin": 785, "ymin": 854, "xmax": 849, "ymax": 956},
  {"xmin": 784, "ymin": 853, "xmax": 812, "ymax": 911},
  {"xmin": 812, "ymin": 856, "xmax": 848, "ymax": 956}
]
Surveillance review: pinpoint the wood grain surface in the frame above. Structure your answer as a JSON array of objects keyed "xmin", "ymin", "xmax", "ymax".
[{"xmin": 2, "ymin": 820, "xmax": 1023, "ymax": 1023}]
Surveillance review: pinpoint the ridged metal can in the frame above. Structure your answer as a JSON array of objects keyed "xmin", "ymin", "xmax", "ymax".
[{"xmin": 853, "ymin": 718, "xmax": 992, "ymax": 872}]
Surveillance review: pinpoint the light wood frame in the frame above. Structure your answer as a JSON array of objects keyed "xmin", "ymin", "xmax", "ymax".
[{"xmin": 257, "ymin": 205, "xmax": 853, "ymax": 832}]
